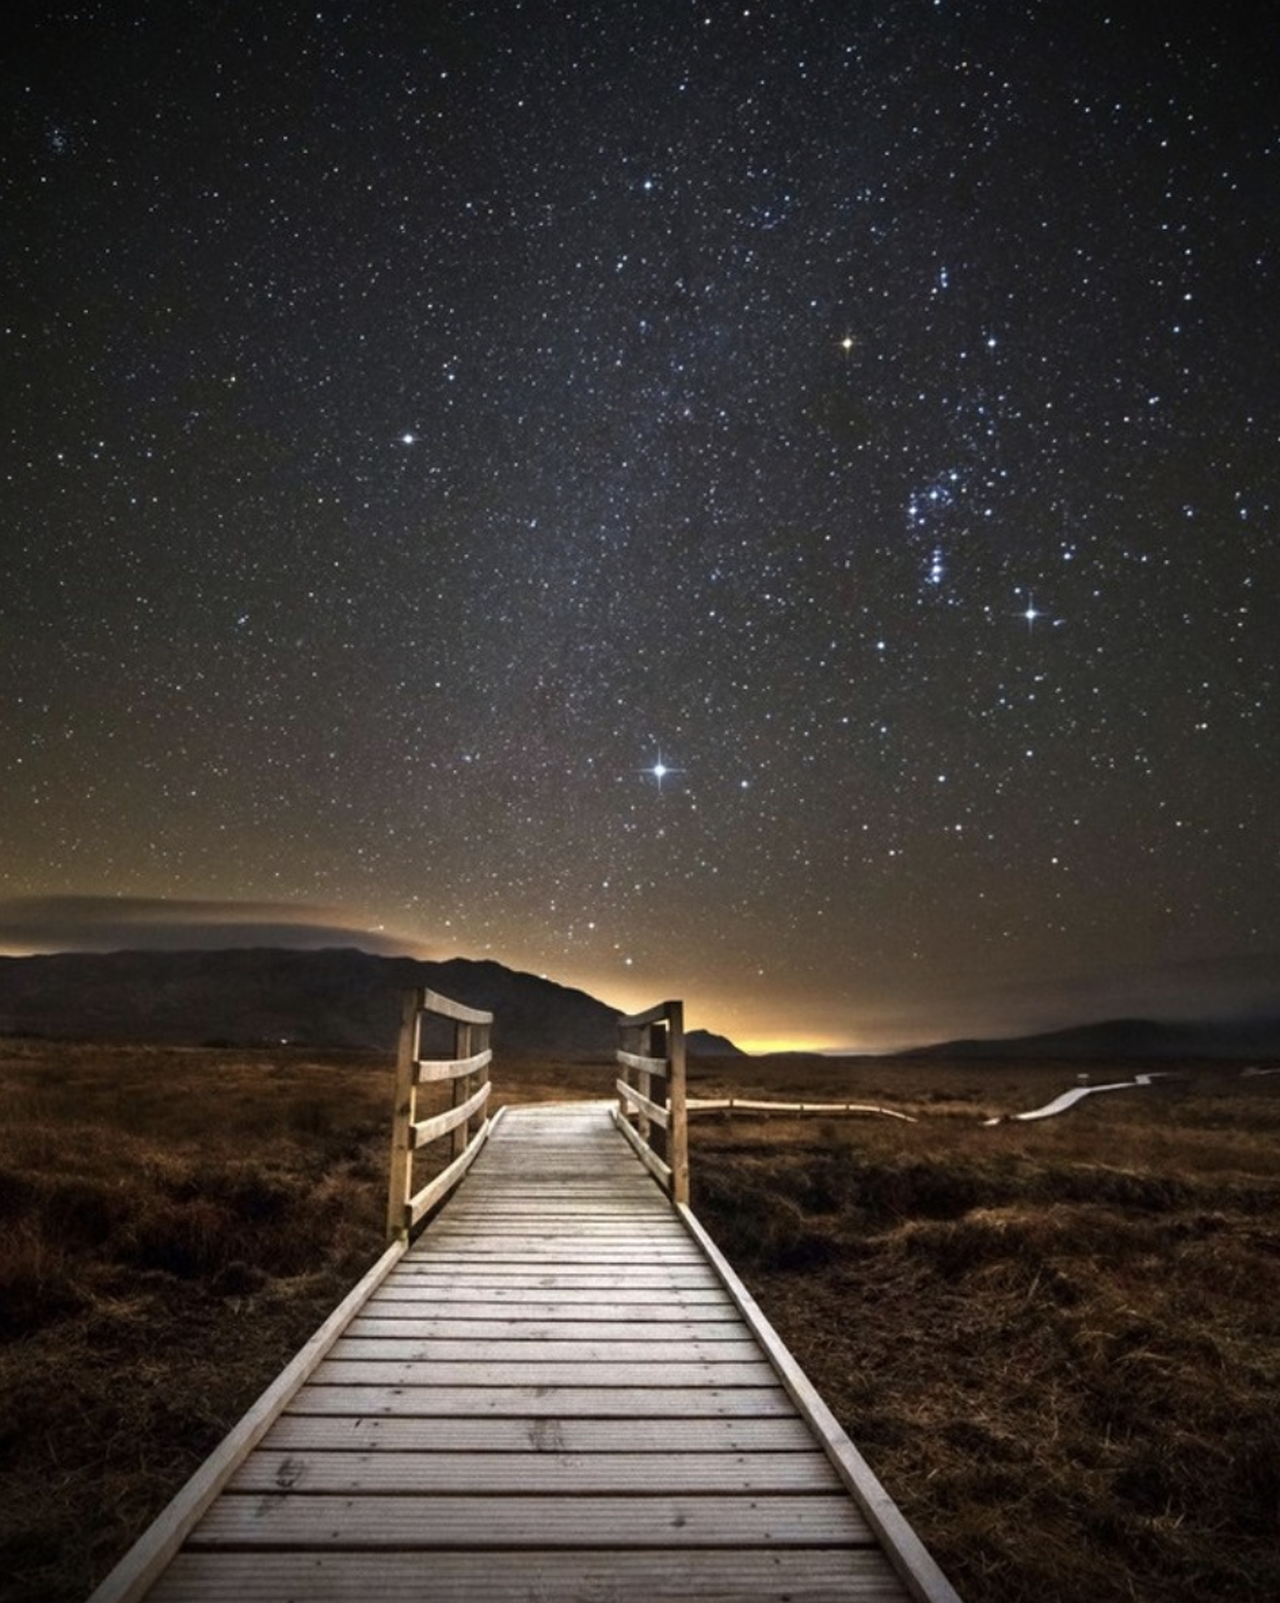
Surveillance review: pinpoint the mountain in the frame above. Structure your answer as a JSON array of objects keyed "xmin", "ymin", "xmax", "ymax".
[
  {"xmin": 905, "ymin": 1015, "xmax": 1280, "ymax": 1061},
  {"xmin": 686, "ymin": 1028, "xmax": 745, "ymax": 1057},
  {"xmin": 0, "ymin": 948, "xmax": 741, "ymax": 1057}
]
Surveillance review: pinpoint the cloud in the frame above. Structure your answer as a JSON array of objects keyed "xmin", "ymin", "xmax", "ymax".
[{"xmin": 0, "ymin": 895, "xmax": 428, "ymax": 958}]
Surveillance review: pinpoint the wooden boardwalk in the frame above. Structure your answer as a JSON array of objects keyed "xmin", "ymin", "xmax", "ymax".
[{"xmin": 96, "ymin": 1101, "xmax": 959, "ymax": 1602}]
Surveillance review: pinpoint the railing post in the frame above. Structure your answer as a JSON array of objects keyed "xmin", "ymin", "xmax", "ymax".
[
  {"xmin": 622, "ymin": 1025, "xmax": 632, "ymax": 1114},
  {"xmin": 614, "ymin": 1000, "xmax": 688, "ymax": 1205},
  {"xmin": 386, "ymin": 987, "xmax": 422, "ymax": 1243},
  {"xmin": 477, "ymin": 1015, "xmax": 492, "ymax": 1139},
  {"xmin": 390, "ymin": 989, "xmax": 495, "ymax": 1240},
  {"xmin": 636, "ymin": 1023, "xmax": 653, "ymax": 1148},
  {"xmin": 452, "ymin": 1019, "xmax": 472, "ymax": 1160},
  {"xmin": 667, "ymin": 999, "xmax": 689, "ymax": 1206}
]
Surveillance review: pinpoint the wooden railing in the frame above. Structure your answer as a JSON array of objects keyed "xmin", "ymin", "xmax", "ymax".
[
  {"xmin": 688, "ymin": 1096, "xmax": 917, "ymax": 1122},
  {"xmin": 386, "ymin": 988, "xmax": 493, "ymax": 1242},
  {"xmin": 612, "ymin": 999, "xmax": 689, "ymax": 1205}
]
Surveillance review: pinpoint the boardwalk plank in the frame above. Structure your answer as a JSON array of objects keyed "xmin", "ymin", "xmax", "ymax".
[
  {"xmin": 445, "ymin": 1205, "xmax": 659, "ymax": 1217},
  {"xmin": 330, "ymin": 1336, "xmax": 758, "ymax": 1363},
  {"xmin": 345, "ymin": 1316, "xmax": 750, "ymax": 1341},
  {"xmin": 392, "ymin": 1264, "xmax": 721, "ymax": 1283},
  {"xmin": 438, "ymin": 1210, "xmax": 671, "ymax": 1219},
  {"xmin": 435, "ymin": 1199, "xmax": 674, "ymax": 1210},
  {"xmin": 360, "ymin": 1294, "xmax": 738, "ymax": 1318},
  {"xmin": 191, "ymin": 1491, "xmax": 874, "ymax": 1548},
  {"xmin": 91, "ymin": 1099, "xmax": 950, "ymax": 1603},
  {"xmin": 263, "ymin": 1415, "xmax": 819, "ymax": 1453},
  {"xmin": 152, "ymin": 1548, "xmax": 911, "ymax": 1602},
  {"xmin": 230, "ymin": 1449, "xmax": 843, "ymax": 1494},
  {"xmin": 422, "ymin": 1229, "xmax": 695, "ymax": 1244},
  {"xmin": 285, "ymin": 1384, "xmax": 800, "ymax": 1418},
  {"xmin": 313, "ymin": 1358, "xmax": 779, "ymax": 1387},
  {"xmin": 421, "ymin": 1240, "xmax": 701, "ymax": 1256}
]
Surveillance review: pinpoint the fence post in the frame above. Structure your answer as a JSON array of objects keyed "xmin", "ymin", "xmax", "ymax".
[
  {"xmin": 476, "ymin": 1016, "xmax": 491, "ymax": 1139},
  {"xmin": 386, "ymin": 988, "xmax": 422, "ymax": 1243},
  {"xmin": 452, "ymin": 1019, "xmax": 473, "ymax": 1160},
  {"xmin": 667, "ymin": 999, "xmax": 689, "ymax": 1206},
  {"xmin": 637, "ymin": 1023, "xmax": 653, "ymax": 1148}
]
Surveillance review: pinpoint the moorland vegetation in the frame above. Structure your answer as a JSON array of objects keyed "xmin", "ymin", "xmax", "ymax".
[{"xmin": 1, "ymin": 1041, "xmax": 1277, "ymax": 1602}]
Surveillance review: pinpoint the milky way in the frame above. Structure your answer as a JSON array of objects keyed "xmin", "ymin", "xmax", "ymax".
[{"xmin": 3, "ymin": 3, "xmax": 1277, "ymax": 1048}]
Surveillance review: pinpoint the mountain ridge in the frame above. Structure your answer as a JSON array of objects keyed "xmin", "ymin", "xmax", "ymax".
[
  {"xmin": 902, "ymin": 1013, "xmax": 1280, "ymax": 1061},
  {"xmin": 0, "ymin": 947, "xmax": 743, "ymax": 1057}
]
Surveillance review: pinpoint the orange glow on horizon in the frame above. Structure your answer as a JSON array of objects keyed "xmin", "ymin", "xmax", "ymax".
[{"xmin": 726, "ymin": 1034, "xmax": 853, "ymax": 1056}]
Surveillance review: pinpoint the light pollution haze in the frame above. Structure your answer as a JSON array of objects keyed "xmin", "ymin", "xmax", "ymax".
[
  {"xmin": 1, "ymin": 898, "xmax": 1276, "ymax": 1055},
  {"xmin": 3, "ymin": 6, "xmax": 1277, "ymax": 1052}
]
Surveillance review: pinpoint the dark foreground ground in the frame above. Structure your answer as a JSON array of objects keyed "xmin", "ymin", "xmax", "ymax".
[{"xmin": 1, "ymin": 1041, "xmax": 1277, "ymax": 1602}]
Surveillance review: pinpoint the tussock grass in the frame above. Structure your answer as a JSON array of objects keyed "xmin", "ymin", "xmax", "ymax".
[
  {"xmin": 4, "ymin": 1043, "xmax": 1278, "ymax": 1603},
  {"xmin": 0, "ymin": 1041, "xmax": 393, "ymax": 1602},
  {"xmin": 691, "ymin": 1057, "xmax": 1280, "ymax": 1603},
  {"xmin": 0, "ymin": 1043, "xmax": 600, "ymax": 1601}
]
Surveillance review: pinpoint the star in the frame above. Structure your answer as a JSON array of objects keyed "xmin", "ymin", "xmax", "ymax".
[
  {"xmin": 642, "ymin": 752, "xmax": 681, "ymax": 791},
  {"xmin": 1, "ymin": 0, "xmax": 1272, "ymax": 1070}
]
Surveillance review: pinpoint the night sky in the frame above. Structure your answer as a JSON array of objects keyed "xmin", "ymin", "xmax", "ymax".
[{"xmin": 3, "ymin": 2, "xmax": 1278, "ymax": 1051}]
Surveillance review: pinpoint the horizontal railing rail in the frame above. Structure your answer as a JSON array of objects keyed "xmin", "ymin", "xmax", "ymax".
[
  {"xmin": 688, "ymin": 1095, "xmax": 918, "ymax": 1122},
  {"xmin": 612, "ymin": 998, "xmax": 688, "ymax": 1205},
  {"xmin": 386, "ymin": 987, "xmax": 494, "ymax": 1242}
]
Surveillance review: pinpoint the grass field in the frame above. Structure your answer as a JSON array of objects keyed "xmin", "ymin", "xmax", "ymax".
[
  {"xmin": 1, "ymin": 1040, "xmax": 1277, "ymax": 1602},
  {"xmin": 688, "ymin": 1055, "xmax": 1280, "ymax": 1603}
]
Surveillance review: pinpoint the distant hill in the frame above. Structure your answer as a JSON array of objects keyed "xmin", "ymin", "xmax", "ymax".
[
  {"xmin": 686, "ymin": 1029, "xmax": 745, "ymax": 1057},
  {"xmin": 0, "ymin": 948, "xmax": 740, "ymax": 1057},
  {"xmin": 906, "ymin": 1015, "xmax": 1280, "ymax": 1061}
]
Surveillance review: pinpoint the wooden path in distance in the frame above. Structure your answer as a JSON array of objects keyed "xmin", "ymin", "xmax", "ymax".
[{"xmin": 121, "ymin": 1102, "xmax": 958, "ymax": 1602}]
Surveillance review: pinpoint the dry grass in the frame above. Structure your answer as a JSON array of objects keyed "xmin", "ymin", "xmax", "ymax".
[
  {"xmin": 688, "ymin": 1056, "xmax": 1280, "ymax": 1603},
  {"xmin": 2, "ymin": 1042, "xmax": 1278, "ymax": 1603},
  {"xmin": 0, "ymin": 1043, "xmax": 611, "ymax": 1602},
  {"xmin": 0, "ymin": 1040, "xmax": 394, "ymax": 1603}
]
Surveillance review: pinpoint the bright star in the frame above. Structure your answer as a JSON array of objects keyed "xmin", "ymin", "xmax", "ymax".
[
  {"xmin": 642, "ymin": 751, "xmax": 681, "ymax": 790},
  {"xmin": 400, "ymin": 432, "xmax": 416, "ymax": 445}
]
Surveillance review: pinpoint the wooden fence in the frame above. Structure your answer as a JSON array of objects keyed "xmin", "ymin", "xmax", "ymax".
[
  {"xmin": 612, "ymin": 999, "xmax": 689, "ymax": 1205},
  {"xmin": 386, "ymin": 987, "xmax": 494, "ymax": 1242},
  {"xmin": 688, "ymin": 1096, "xmax": 918, "ymax": 1122}
]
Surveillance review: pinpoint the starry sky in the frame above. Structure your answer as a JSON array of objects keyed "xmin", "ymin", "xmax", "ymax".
[{"xmin": 3, "ymin": 1, "xmax": 1278, "ymax": 1052}]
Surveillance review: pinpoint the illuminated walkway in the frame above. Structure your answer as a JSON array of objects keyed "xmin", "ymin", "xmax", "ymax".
[{"xmin": 93, "ymin": 1102, "xmax": 960, "ymax": 1603}]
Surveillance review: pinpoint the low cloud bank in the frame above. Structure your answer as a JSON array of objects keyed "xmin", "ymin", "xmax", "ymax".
[{"xmin": 0, "ymin": 895, "xmax": 422, "ymax": 958}]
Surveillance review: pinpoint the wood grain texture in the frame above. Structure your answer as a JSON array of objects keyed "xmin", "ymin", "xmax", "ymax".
[
  {"xmin": 151, "ymin": 1548, "xmax": 911, "ymax": 1602},
  {"xmin": 228, "ymin": 1449, "xmax": 842, "ymax": 1494},
  {"xmin": 616, "ymin": 1077, "xmax": 671, "ymax": 1125},
  {"xmin": 262, "ymin": 1415, "xmax": 819, "ymax": 1453},
  {"xmin": 105, "ymin": 1097, "xmax": 944, "ymax": 1603},
  {"xmin": 419, "ymin": 989, "xmax": 493, "ymax": 1026},
  {"xmin": 311, "ymin": 1357, "xmax": 780, "ymax": 1387},
  {"xmin": 616, "ymin": 1047, "xmax": 671, "ymax": 1078},
  {"xmin": 190, "ymin": 1491, "xmax": 873, "ymax": 1549},
  {"xmin": 362, "ymin": 1286, "xmax": 735, "ymax": 1309},
  {"xmin": 412, "ymin": 1046, "xmax": 493, "ymax": 1085},
  {"xmin": 330, "ymin": 1334, "xmax": 759, "ymax": 1362},
  {"xmin": 285, "ymin": 1383, "xmax": 800, "ymax": 1418},
  {"xmin": 404, "ymin": 1117, "xmax": 492, "ymax": 1228},
  {"xmin": 345, "ymin": 1315, "xmax": 750, "ymax": 1340},
  {"xmin": 409, "ymin": 1079, "xmax": 489, "ymax": 1147}
]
